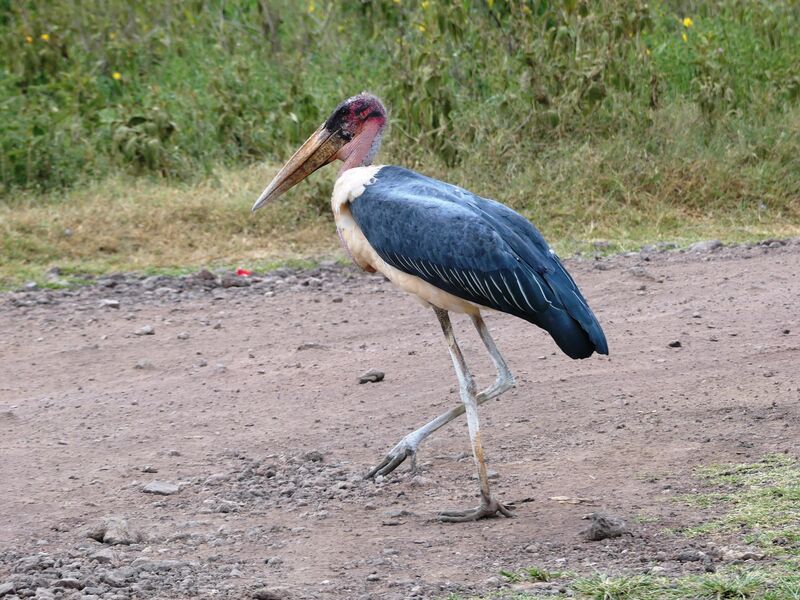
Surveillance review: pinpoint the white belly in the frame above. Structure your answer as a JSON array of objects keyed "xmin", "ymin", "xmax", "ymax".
[{"xmin": 331, "ymin": 166, "xmax": 483, "ymax": 315}]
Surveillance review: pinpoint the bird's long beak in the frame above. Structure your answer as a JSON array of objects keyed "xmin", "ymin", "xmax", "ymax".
[{"xmin": 251, "ymin": 124, "xmax": 346, "ymax": 212}]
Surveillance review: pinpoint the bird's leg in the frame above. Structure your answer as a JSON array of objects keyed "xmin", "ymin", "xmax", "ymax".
[
  {"xmin": 469, "ymin": 313, "xmax": 515, "ymax": 399},
  {"xmin": 365, "ymin": 313, "xmax": 514, "ymax": 479},
  {"xmin": 433, "ymin": 308, "xmax": 513, "ymax": 522}
]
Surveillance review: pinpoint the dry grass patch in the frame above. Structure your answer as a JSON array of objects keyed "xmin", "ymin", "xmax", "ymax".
[{"xmin": 1, "ymin": 164, "xmax": 341, "ymax": 285}]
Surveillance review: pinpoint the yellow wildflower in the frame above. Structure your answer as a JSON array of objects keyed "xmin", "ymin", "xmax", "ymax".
[
  {"xmin": 682, "ymin": 17, "xmax": 693, "ymax": 28},
  {"xmin": 40, "ymin": 33, "xmax": 50, "ymax": 41},
  {"xmin": 25, "ymin": 35, "xmax": 33, "ymax": 43},
  {"xmin": 109, "ymin": 32, "xmax": 116, "ymax": 40},
  {"xmin": 487, "ymin": 0, "xmax": 494, "ymax": 8},
  {"xmin": 682, "ymin": 32, "xmax": 688, "ymax": 42},
  {"xmin": 421, "ymin": 0, "xmax": 429, "ymax": 8},
  {"xmin": 645, "ymin": 48, "xmax": 651, "ymax": 56},
  {"xmin": 521, "ymin": 4, "xmax": 532, "ymax": 15},
  {"xmin": 112, "ymin": 72, "xmax": 122, "ymax": 81},
  {"xmin": 417, "ymin": 23, "xmax": 426, "ymax": 33},
  {"xmin": 307, "ymin": 1, "xmax": 315, "ymax": 14}
]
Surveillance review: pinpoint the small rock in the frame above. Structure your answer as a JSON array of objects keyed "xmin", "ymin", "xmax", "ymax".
[
  {"xmin": 581, "ymin": 512, "xmax": 629, "ymax": 541},
  {"xmin": 303, "ymin": 450, "xmax": 324, "ymax": 463},
  {"xmin": 738, "ymin": 551, "xmax": 766, "ymax": 561},
  {"xmin": 141, "ymin": 465, "xmax": 158, "ymax": 473},
  {"xmin": 203, "ymin": 473, "xmax": 229, "ymax": 486},
  {"xmin": 142, "ymin": 481, "xmax": 180, "ymax": 496},
  {"xmin": 134, "ymin": 325, "xmax": 154, "ymax": 336},
  {"xmin": 668, "ymin": 340, "xmax": 682, "ymax": 348},
  {"xmin": 85, "ymin": 516, "xmax": 141, "ymax": 546},
  {"xmin": 221, "ymin": 274, "xmax": 249, "ymax": 288},
  {"xmin": 689, "ymin": 240, "xmax": 723, "ymax": 252},
  {"xmin": 202, "ymin": 498, "xmax": 240, "ymax": 513},
  {"xmin": 177, "ymin": 332, "xmax": 190, "ymax": 340},
  {"xmin": 358, "ymin": 370, "xmax": 385, "ymax": 384},
  {"xmin": 53, "ymin": 578, "xmax": 82, "ymax": 590},
  {"xmin": 252, "ymin": 587, "xmax": 290, "ymax": 600},
  {"xmin": 134, "ymin": 360, "xmax": 154, "ymax": 370},
  {"xmin": 102, "ymin": 570, "xmax": 127, "ymax": 587},
  {"xmin": 14, "ymin": 553, "xmax": 54, "ymax": 573},
  {"xmin": 99, "ymin": 299, "xmax": 120, "ymax": 309},
  {"xmin": 366, "ymin": 573, "xmax": 380, "ymax": 582},
  {"xmin": 89, "ymin": 548, "xmax": 116, "ymax": 564},
  {"xmin": 296, "ymin": 342, "xmax": 327, "ymax": 351},
  {"xmin": 194, "ymin": 269, "xmax": 216, "ymax": 281},
  {"xmin": 0, "ymin": 583, "xmax": 16, "ymax": 597},
  {"xmin": 675, "ymin": 549, "xmax": 705, "ymax": 562}
]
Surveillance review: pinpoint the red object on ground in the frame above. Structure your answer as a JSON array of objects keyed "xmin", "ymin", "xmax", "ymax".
[{"xmin": 236, "ymin": 268, "xmax": 253, "ymax": 277}]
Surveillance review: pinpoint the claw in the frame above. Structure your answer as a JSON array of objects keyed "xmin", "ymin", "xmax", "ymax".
[
  {"xmin": 364, "ymin": 438, "xmax": 418, "ymax": 479},
  {"xmin": 438, "ymin": 497, "xmax": 514, "ymax": 523}
]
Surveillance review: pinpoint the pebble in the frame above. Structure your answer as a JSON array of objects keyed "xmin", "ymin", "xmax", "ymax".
[
  {"xmin": 0, "ymin": 583, "xmax": 15, "ymax": 597},
  {"xmin": 89, "ymin": 547, "xmax": 116, "ymax": 564},
  {"xmin": 142, "ymin": 481, "xmax": 180, "ymax": 496},
  {"xmin": 668, "ymin": 340, "xmax": 682, "ymax": 348},
  {"xmin": 358, "ymin": 370, "xmax": 385, "ymax": 384},
  {"xmin": 675, "ymin": 549, "xmax": 705, "ymax": 562},
  {"xmin": 84, "ymin": 516, "xmax": 141, "ymax": 546},
  {"xmin": 53, "ymin": 578, "xmax": 82, "ymax": 589},
  {"xmin": 102, "ymin": 570, "xmax": 127, "ymax": 587},
  {"xmin": 203, "ymin": 473, "xmax": 229, "ymax": 486},
  {"xmin": 689, "ymin": 240, "xmax": 723, "ymax": 252},
  {"xmin": 177, "ymin": 332, "xmax": 190, "ymax": 340},
  {"xmin": 252, "ymin": 588, "xmax": 289, "ymax": 600},
  {"xmin": 581, "ymin": 512, "xmax": 630, "ymax": 541},
  {"xmin": 134, "ymin": 360, "xmax": 154, "ymax": 370},
  {"xmin": 134, "ymin": 325, "xmax": 155, "ymax": 336},
  {"xmin": 99, "ymin": 299, "xmax": 120, "ymax": 309}
]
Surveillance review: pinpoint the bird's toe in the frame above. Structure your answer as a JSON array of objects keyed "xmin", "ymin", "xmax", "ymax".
[{"xmin": 437, "ymin": 497, "xmax": 514, "ymax": 523}]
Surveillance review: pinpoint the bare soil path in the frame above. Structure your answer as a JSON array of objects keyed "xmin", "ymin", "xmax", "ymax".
[{"xmin": 1, "ymin": 240, "xmax": 799, "ymax": 599}]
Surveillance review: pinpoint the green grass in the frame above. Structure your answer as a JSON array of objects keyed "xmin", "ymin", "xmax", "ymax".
[
  {"xmin": 444, "ymin": 455, "xmax": 800, "ymax": 600},
  {"xmin": 446, "ymin": 570, "xmax": 800, "ymax": 600},
  {"xmin": 2, "ymin": 1, "xmax": 798, "ymax": 283},
  {"xmin": 681, "ymin": 455, "xmax": 800, "ymax": 562}
]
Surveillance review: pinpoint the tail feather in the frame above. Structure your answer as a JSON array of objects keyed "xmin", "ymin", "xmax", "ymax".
[{"xmin": 541, "ymin": 266, "xmax": 608, "ymax": 358}]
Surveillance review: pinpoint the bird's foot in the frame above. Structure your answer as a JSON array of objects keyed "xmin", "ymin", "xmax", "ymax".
[
  {"xmin": 437, "ymin": 496, "xmax": 514, "ymax": 523},
  {"xmin": 364, "ymin": 435, "xmax": 420, "ymax": 479}
]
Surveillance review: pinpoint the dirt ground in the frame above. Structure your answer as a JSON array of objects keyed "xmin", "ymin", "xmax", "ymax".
[{"xmin": 1, "ymin": 239, "xmax": 799, "ymax": 600}]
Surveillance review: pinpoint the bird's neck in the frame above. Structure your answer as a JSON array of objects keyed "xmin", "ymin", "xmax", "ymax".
[{"xmin": 339, "ymin": 119, "xmax": 385, "ymax": 174}]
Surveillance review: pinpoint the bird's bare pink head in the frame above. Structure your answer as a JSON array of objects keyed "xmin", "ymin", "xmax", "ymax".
[{"xmin": 252, "ymin": 92, "xmax": 387, "ymax": 212}]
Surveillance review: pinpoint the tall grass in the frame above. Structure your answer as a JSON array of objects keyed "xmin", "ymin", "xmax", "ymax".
[{"xmin": 1, "ymin": 1, "xmax": 798, "ymax": 200}]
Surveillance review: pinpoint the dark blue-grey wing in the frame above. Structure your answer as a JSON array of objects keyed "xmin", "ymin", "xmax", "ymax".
[
  {"xmin": 350, "ymin": 166, "xmax": 607, "ymax": 359},
  {"xmin": 463, "ymin": 195, "xmax": 609, "ymax": 356}
]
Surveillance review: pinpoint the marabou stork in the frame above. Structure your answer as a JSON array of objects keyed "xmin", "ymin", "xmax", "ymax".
[{"xmin": 252, "ymin": 93, "xmax": 608, "ymax": 522}]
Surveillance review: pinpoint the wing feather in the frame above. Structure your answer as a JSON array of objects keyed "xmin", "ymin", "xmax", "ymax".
[{"xmin": 348, "ymin": 166, "xmax": 608, "ymax": 358}]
